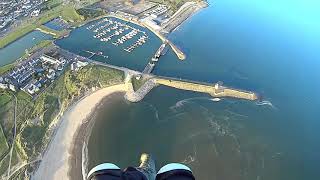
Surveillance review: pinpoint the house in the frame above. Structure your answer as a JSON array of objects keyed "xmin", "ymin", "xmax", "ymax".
[
  {"xmin": 9, "ymin": 84, "xmax": 16, "ymax": 92},
  {"xmin": 30, "ymin": 9, "xmax": 40, "ymax": 17},
  {"xmin": 0, "ymin": 83, "xmax": 8, "ymax": 90},
  {"xmin": 41, "ymin": 55, "xmax": 61, "ymax": 65},
  {"xmin": 47, "ymin": 69, "xmax": 56, "ymax": 79}
]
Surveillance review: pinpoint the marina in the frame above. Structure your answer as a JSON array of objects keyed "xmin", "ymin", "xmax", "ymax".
[{"xmin": 88, "ymin": 17, "xmax": 150, "ymax": 52}]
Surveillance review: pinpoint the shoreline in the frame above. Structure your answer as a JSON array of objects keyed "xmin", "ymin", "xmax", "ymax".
[
  {"xmin": 32, "ymin": 84, "xmax": 127, "ymax": 180},
  {"xmin": 68, "ymin": 91, "xmax": 126, "ymax": 180}
]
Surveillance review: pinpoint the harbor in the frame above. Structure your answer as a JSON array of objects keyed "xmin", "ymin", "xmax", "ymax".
[{"xmin": 88, "ymin": 17, "xmax": 150, "ymax": 53}]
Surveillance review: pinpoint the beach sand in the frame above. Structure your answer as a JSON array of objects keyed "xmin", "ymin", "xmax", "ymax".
[{"xmin": 32, "ymin": 84, "xmax": 127, "ymax": 180}]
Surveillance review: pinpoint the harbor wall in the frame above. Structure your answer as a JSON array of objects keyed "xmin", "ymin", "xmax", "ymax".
[{"xmin": 155, "ymin": 78, "xmax": 258, "ymax": 101}]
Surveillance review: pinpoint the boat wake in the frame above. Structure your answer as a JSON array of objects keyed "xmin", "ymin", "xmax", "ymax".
[
  {"xmin": 256, "ymin": 100, "xmax": 277, "ymax": 109},
  {"xmin": 171, "ymin": 97, "xmax": 222, "ymax": 111},
  {"xmin": 146, "ymin": 103, "xmax": 160, "ymax": 122},
  {"xmin": 181, "ymin": 143, "xmax": 198, "ymax": 164}
]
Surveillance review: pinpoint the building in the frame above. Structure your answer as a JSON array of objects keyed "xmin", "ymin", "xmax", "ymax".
[
  {"xmin": 9, "ymin": 84, "xmax": 16, "ymax": 92},
  {"xmin": 71, "ymin": 60, "xmax": 88, "ymax": 71},
  {"xmin": 47, "ymin": 69, "xmax": 56, "ymax": 79},
  {"xmin": 0, "ymin": 82, "xmax": 8, "ymax": 90},
  {"xmin": 41, "ymin": 55, "xmax": 61, "ymax": 65}
]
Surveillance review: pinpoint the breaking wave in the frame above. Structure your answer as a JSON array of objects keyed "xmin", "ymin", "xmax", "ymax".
[{"xmin": 82, "ymin": 141, "xmax": 88, "ymax": 180}]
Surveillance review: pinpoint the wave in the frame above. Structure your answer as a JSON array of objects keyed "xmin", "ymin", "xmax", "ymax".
[{"xmin": 82, "ymin": 141, "xmax": 88, "ymax": 180}]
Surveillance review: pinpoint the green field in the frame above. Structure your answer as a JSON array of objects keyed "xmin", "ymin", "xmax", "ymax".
[
  {"xmin": 131, "ymin": 76, "xmax": 149, "ymax": 91},
  {"xmin": 77, "ymin": 8, "xmax": 106, "ymax": 20},
  {"xmin": 0, "ymin": 125, "xmax": 8, "ymax": 158}
]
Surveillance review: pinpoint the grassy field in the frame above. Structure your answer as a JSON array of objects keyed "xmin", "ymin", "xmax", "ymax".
[
  {"xmin": 131, "ymin": 76, "xmax": 149, "ymax": 91},
  {"xmin": 0, "ymin": 146, "xmax": 20, "ymax": 177},
  {"xmin": 0, "ymin": 125, "xmax": 8, "ymax": 158},
  {"xmin": 77, "ymin": 8, "xmax": 106, "ymax": 20},
  {"xmin": 0, "ymin": 63, "xmax": 15, "ymax": 76}
]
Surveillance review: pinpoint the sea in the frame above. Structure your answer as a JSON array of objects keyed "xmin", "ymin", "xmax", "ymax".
[{"xmin": 56, "ymin": 0, "xmax": 320, "ymax": 179}]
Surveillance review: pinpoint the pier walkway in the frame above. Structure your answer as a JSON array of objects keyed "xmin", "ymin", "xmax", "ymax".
[
  {"xmin": 124, "ymin": 76, "xmax": 258, "ymax": 102},
  {"xmin": 154, "ymin": 77, "xmax": 258, "ymax": 100},
  {"xmin": 142, "ymin": 43, "xmax": 167, "ymax": 74}
]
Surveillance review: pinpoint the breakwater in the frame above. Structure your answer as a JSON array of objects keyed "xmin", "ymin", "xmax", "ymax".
[
  {"xmin": 124, "ymin": 76, "xmax": 258, "ymax": 102},
  {"xmin": 155, "ymin": 77, "xmax": 258, "ymax": 101}
]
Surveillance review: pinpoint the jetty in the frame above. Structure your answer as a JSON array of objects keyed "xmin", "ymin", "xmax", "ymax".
[
  {"xmin": 125, "ymin": 75, "xmax": 258, "ymax": 102},
  {"xmin": 142, "ymin": 43, "xmax": 167, "ymax": 74},
  {"xmin": 83, "ymin": 50, "xmax": 108, "ymax": 59},
  {"xmin": 154, "ymin": 77, "xmax": 258, "ymax": 100}
]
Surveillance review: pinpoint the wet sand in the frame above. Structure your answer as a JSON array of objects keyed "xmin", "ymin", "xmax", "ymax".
[{"xmin": 32, "ymin": 84, "xmax": 127, "ymax": 180}]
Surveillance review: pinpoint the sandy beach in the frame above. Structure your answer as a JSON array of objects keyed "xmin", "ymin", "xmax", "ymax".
[{"xmin": 32, "ymin": 84, "xmax": 127, "ymax": 180}]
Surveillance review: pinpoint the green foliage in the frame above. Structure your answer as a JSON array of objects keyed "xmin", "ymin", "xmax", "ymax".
[
  {"xmin": 0, "ymin": 63, "xmax": 15, "ymax": 75},
  {"xmin": 0, "ymin": 125, "xmax": 8, "ymax": 158},
  {"xmin": 0, "ymin": 146, "xmax": 20, "ymax": 176},
  {"xmin": 77, "ymin": 8, "xmax": 105, "ymax": 20},
  {"xmin": 21, "ymin": 125, "xmax": 47, "ymax": 156},
  {"xmin": 43, "ymin": 0, "xmax": 63, "ymax": 10},
  {"xmin": 61, "ymin": 6, "xmax": 84, "ymax": 23},
  {"xmin": 43, "ymin": 95, "xmax": 59, "ymax": 125},
  {"xmin": 0, "ymin": 94, "xmax": 12, "ymax": 108},
  {"xmin": 131, "ymin": 76, "xmax": 148, "ymax": 91}
]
